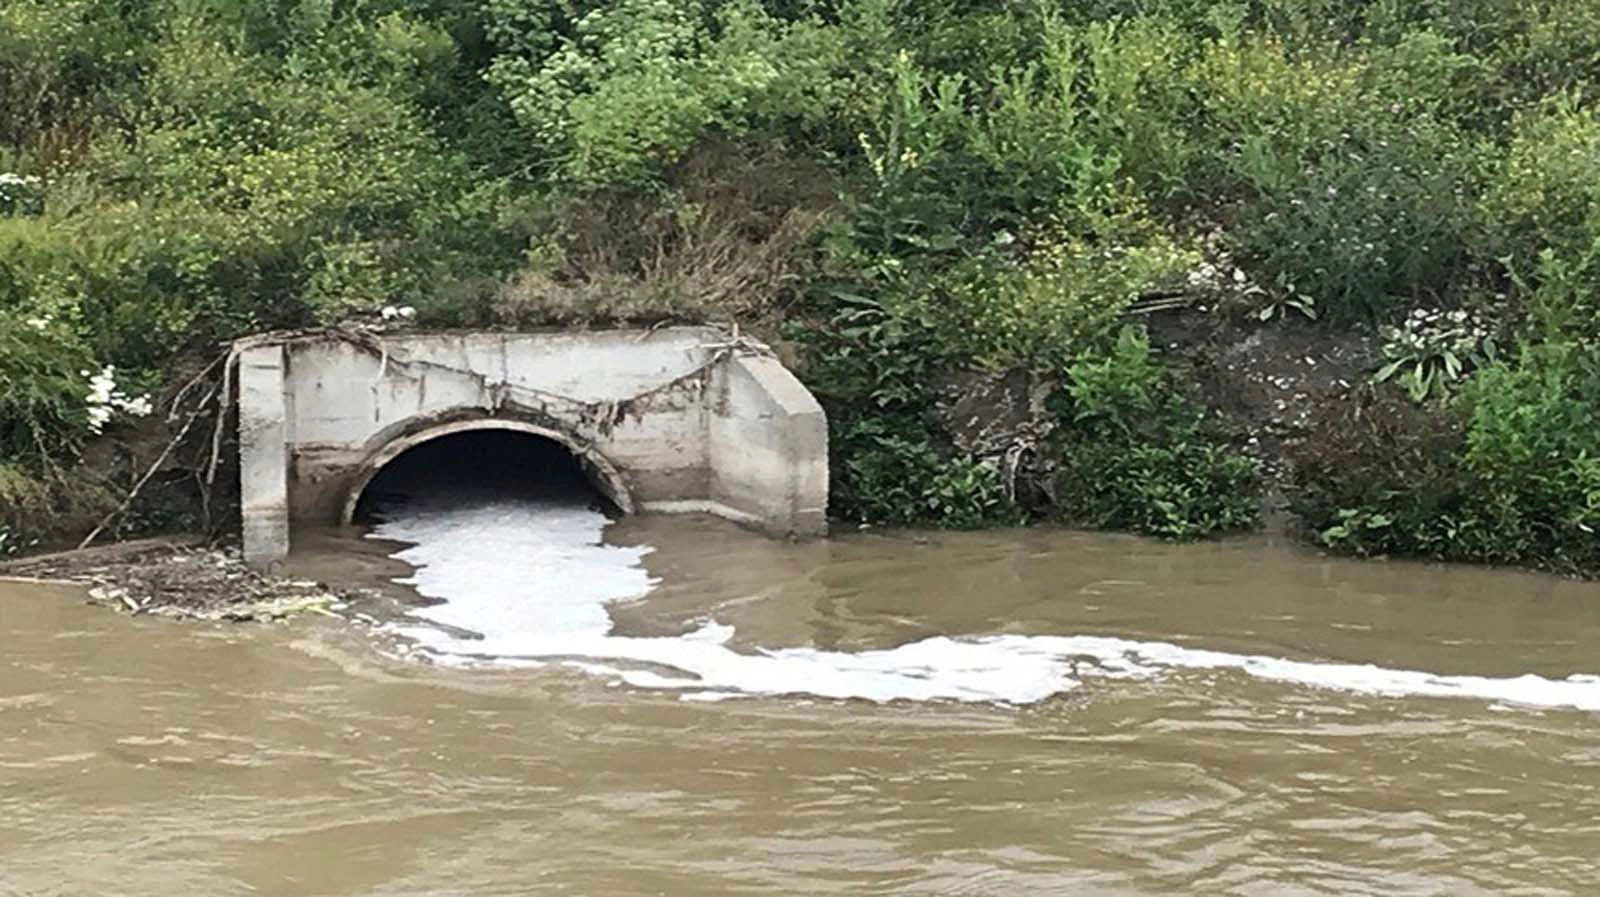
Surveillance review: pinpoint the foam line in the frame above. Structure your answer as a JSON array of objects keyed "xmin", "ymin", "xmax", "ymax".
[{"xmin": 368, "ymin": 501, "xmax": 1600, "ymax": 710}]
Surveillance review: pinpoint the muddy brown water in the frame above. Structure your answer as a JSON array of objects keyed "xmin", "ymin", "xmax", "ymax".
[{"xmin": 4, "ymin": 515, "xmax": 1600, "ymax": 896}]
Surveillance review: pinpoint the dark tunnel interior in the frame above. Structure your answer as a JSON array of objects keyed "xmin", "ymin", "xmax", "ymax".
[{"xmin": 352, "ymin": 429, "xmax": 610, "ymax": 523}]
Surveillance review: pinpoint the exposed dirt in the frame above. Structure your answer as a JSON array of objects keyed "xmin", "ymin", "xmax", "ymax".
[
  {"xmin": 1147, "ymin": 308, "xmax": 1382, "ymax": 527},
  {"xmin": 927, "ymin": 309, "xmax": 1382, "ymax": 527},
  {"xmin": 934, "ymin": 367, "xmax": 1060, "ymax": 504}
]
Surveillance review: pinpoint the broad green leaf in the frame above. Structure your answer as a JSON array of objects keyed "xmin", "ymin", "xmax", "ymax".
[{"xmin": 1374, "ymin": 359, "xmax": 1405, "ymax": 382}]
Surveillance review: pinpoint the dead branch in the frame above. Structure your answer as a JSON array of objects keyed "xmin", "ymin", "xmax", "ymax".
[
  {"xmin": 165, "ymin": 352, "xmax": 227, "ymax": 423},
  {"xmin": 204, "ymin": 351, "xmax": 235, "ymax": 504},
  {"xmin": 77, "ymin": 381, "xmax": 219, "ymax": 551}
]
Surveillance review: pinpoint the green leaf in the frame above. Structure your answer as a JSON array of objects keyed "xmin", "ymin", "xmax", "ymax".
[
  {"xmin": 830, "ymin": 291, "xmax": 880, "ymax": 308},
  {"xmin": 1407, "ymin": 368, "xmax": 1430, "ymax": 401}
]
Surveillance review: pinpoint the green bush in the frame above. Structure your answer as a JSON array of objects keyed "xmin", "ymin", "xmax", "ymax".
[
  {"xmin": 485, "ymin": 0, "xmax": 851, "ymax": 186},
  {"xmin": 900, "ymin": 224, "xmax": 1196, "ymax": 372},
  {"xmin": 0, "ymin": 310, "xmax": 96, "ymax": 459},
  {"xmin": 833, "ymin": 22, "xmax": 1204, "ymax": 372},
  {"xmin": 0, "ymin": 0, "xmax": 149, "ymax": 160},
  {"xmin": 829, "ymin": 423, "xmax": 1014, "ymax": 529},
  {"xmin": 0, "ymin": 172, "xmax": 44, "ymax": 218},
  {"xmin": 1187, "ymin": 32, "xmax": 1486, "ymax": 320},
  {"xmin": 1482, "ymin": 99, "xmax": 1600, "ymax": 341},
  {"xmin": 1455, "ymin": 0, "xmax": 1600, "ymax": 118},
  {"xmin": 1293, "ymin": 344, "xmax": 1600, "ymax": 572},
  {"xmin": 1456, "ymin": 345, "xmax": 1600, "ymax": 567},
  {"xmin": 789, "ymin": 290, "xmax": 1016, "ymax": 529},
  {"xmin": 1050, "ymin": 326, "xmax": 1259, "ymax": 539},
  {"xmin": 0, "ymin": 12, "xmax": 523, "ymax": 372}
]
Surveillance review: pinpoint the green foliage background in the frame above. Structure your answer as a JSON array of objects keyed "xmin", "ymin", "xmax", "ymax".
[{"xmin": 4, "ymin": 0, "xmax": 1600, "ymax": 569}]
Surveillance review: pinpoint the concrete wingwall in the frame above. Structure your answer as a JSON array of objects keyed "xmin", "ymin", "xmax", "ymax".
[
  {"xmin": 237, "ymin": 327, "xmax": 828, "ymax": 567},
  {"xmin": 707, "ymin": 355, "xmax": 829, "ymax": 536}
]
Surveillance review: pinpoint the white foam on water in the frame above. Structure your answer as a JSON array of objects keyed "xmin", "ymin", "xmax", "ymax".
[{"xmin": 369, "ymin": 501, "xmax": 1600, "ymax": 711}]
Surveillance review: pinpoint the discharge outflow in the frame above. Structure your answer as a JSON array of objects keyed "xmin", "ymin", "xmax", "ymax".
[{"xmin": 370, "ymin": 498, "xmax": 1600, "ymax": 711}]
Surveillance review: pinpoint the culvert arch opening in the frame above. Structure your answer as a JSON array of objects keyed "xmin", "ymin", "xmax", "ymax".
[{"xmin": 345, "ymin": 422, "xmax": 633, "ymax": 525}]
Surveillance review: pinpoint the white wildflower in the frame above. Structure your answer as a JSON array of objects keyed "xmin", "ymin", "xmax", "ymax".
[{"xmin": 83, "ymin": 365, "xmax": 153, "ymax": 435}]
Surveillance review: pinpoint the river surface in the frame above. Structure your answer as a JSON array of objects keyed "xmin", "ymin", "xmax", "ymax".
[{"xmin": 4, "ymin": 494, "xmax": 1600, "ymax": 895}]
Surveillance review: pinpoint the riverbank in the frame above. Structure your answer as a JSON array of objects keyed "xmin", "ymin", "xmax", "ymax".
[{"xmin": 0, "ymin": 536, "xmax": 349, "ymax": 621}]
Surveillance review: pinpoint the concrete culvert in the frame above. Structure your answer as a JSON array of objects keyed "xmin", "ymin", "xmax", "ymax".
[
  {"xmin": 235, "ymin": 329, "xmax": 827, "ymax": 567},
  {"xmin": 349, "ymin": 428, "xmax": 629, "ymax": 525}
]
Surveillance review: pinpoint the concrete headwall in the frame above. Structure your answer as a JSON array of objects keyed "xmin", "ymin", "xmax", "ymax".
[{"xmin": 237, "ymin": 327, "xmax": 827, "ymax": 567}]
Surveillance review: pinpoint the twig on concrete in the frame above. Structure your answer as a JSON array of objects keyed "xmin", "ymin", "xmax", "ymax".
[{"xmin": 632, "ymin": 319, "xmax": 672, "ymax": 343}]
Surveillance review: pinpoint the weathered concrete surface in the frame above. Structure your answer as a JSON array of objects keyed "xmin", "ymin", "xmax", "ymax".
[
  {"xmin": 238, "ymin": 344, "xmax": 290, "ymax": 568},
  {"xmin": 237, "ymin": 327, "xmax": 827, "ymax": 567},
  {"xmin": 706, "ymin": 355, "xmax": 829, "ymax": 536}
]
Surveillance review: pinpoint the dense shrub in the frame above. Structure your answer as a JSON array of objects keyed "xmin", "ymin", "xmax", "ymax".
[
  {"xmin": 483, "ymin": 0, "xmax": 856, "ymax": 186},
  {"xmin": 0, "ymin": 311, "xmax": 96, "ymax": 459},
  {"xmin": 1482, "ymin": 99, "xmax": 1600, "ymax": 341},
  {"xmin": 0, "ymin": 0, "xmax": 150, "ymax": 162},
  {"xmin": 1456, "ymin": 346, "xmax": 1600, "ymax": 568},
  {"xmin": 0, "ymin": 463, "xmax": 117, "ymax": 556},
  {"xmin": 789, "ymin": 291, "xmax": 1016, "ymax": 529},
  {"xmin": 1292, "ymin": 389, "xmax": 1478, "ymax": 558},
  {"xmin": 900, "ymin": 224, "xmax": 1196, "ymax": 372},
  {"xmin": 1186, "ymin": 33, "xmax": 1486, "ymax": 320},
  {"xmin": 1292, "ymin": 345, "xmax": 1600, "ymax": 572},
  {"xmin": 1051, "ymin": 326, "xmax": 1258, "ymax": 539}
]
